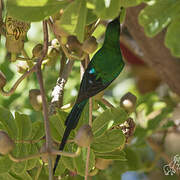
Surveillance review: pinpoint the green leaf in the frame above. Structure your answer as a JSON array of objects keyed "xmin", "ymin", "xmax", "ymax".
[
  {"xmin": 59, "ymin": 0, "xmax": 87, "ymax": 42},
  {"xmin": 95, "ymin": 150, "xmax": 126, "ymax": 160},
  {"xmin": 165, "ymin": 17, "xmax": 180, "ymax": 57},
  {"xmin": 138, "ymin": 0, "xmax": 180, "ymax": 37},
  {"xmin": 7, "ymin": 0, "xmax": 69, "ymax": 21},
  {"xmin": 93, "ymin": 0, "xmax": 121, "ymax": 20},
  {"xmin": 86, "ymin": 9, "xmax": 98, "ymax": 25},
  {"xmin": 11, "ymin": 144, "xmax": 27, "ymax": 174},
  {"xmin": 124, "ymin": 147, "xmax": 142, "ymax": 170},
  {"xmin": 61, "ymin": 144, "xmax": 77, "ymax": 172},
  {"xmin": 0, "ymin": 155, "xmax": 13, "ymax": 174},
  {"xmin": 14, "ymin": 112, "xmax": 32, "ymax": 140},
  {"xmin": 25, "ymin": 144, "xmax": 38, "ymax": 170},
  {"xmin": 31, "ymin": 121, "xmax": 44, "ymax": 140},
  {"xmin": 92, "ymin": 107, "xmax": 128, "ymax": 137},
  {"xmin": 119, "ymin": 0, "xmax": 143, "ymax": 7},
  {"xmin": 74, "ymin": 148, "xmax": 95, "ymax": 176},
  {"xmin": 0, "ymin": 107, "xmax": 17, "ymax": 138},
  {"xmin": 91, "ymin": 129, "xmax": 125, "ymax": 153},
  {"xmin": 50, "ymin": 111, "xmax": 67, "ymax": 142}
]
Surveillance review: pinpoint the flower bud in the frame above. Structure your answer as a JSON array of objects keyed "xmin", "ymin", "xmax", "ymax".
[
  {"xmin": 82, "ymin": 36, "xmax": 98, "ymax": 54},
  {"xmin": 29, "ymin": 89, "xmax": 42, "ymax": 111},
  {"xmin": 120, "ymin": 92, "xmax": 137, "ymax": 113},
  {"xmin": 32, "ymin": 44, "xmax": 43, "ymax": 58},
  {"xmin": 0, "ymin": 131, "xmax": 14, "ymax": 155},
  {"xmin": 74, "ymin": 124, "xmax": 93, "ymax": 147}
]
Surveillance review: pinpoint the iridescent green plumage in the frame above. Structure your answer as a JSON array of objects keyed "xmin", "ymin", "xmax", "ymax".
[{"xmin": 53, "ymin": 17, "xmax": 124, "ymax": 174}]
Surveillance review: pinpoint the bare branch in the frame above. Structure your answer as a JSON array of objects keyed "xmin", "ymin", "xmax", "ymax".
[
  {"xmin": 36, "ymin": 20, "xmax": 53, "ymax": 180},
  {"xmin": 0, "ymin": 66, "xmax": 36, "ymax": 96},
  {"xmin": 49, "ymin": 59, "xmax": 74, "ymax": 115}
]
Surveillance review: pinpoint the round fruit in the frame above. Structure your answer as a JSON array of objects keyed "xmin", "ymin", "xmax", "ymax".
[
  {"xmin": 0, "ymin": 131, "xmax": 15, "ymax": 155},
  {"xmin": 74, "ymin": 124, "xmax": 93, "ymax": 147},
  {"xmin": 82, "ymin": 36, "xmax": 98, "ymax": 54},
  {"xmin": 32, "ymin": 44, "xmax": 43, "ymax": 58},
  {"xmin": 67, "ymin": 35, "xmax": 82, "ymax": 52},
  {"xmin": 95, "ymin": 158, "xmax": 113, "ymax": 170},
  {"xmin": 120, "ymin": 92, "xmax": 137, "ymax": 113},
  {"xmin": 0, "ymin": 71, "xmax": 7, "ymax": 88},
  {"xmin": 29, "ymin": 89, "xmax": 42, "ymax": 111}
]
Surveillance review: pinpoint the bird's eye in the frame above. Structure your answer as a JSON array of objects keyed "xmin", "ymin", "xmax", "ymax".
[{"xmin": 89, "ymin": 68, "xmax": 95, "ymax": 74}]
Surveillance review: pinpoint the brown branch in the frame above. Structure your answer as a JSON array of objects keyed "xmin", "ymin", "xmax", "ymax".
[
  {"xmin": 49, "ymin": 59, "xmax": 74, "ymax": 115},
  {"xmin": 0, "ymin": 66, "xmax": 36, "ymax": 96},
  {"xmin": 0, "ymin": 0, "xmax": 3, "ymax": 42},
  {"xmin": 85, "ymin": 56, "xmax": 92, "ymax": 180},
  {"xmin": 100, "ymin": 98, "xmax": 114, "ymax": 108},
  {"xmin": 36, "ymin": 20, "xmax": 53, "ymax": 180},
  {"xmin": 125, "ymin": 5, "xmax": 180, "ymax": 95}
]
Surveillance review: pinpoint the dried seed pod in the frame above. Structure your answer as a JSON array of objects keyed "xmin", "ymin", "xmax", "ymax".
[
  {"xmin": 29, "ymin": 89, "xmax": 42, "ymax": 111},
  {"xmin": 95, "ymin": 158, "xmax": 113, "ymax": 170},
  {"xmin": 5, "ymin": 15, "xmax": 30, "ymax": 55},
  {"xmin": 32, "ymin": 44, "xmax": 43, "ymax": 58},
  {"xmin": 0, "ymin": 131, "xmax": 15, "ymax": 155},
  {"xmin": 120, "ymin": 92, "xmax": 137, "ymax": 113},
  {"xmin": 5, "ymin": 34, "xmax": 24, "ymax": 53},
  {"xmin": 74, "ymin": 124, "xmax": 93, "ymax": 147},
  {"xmin": 0, "ymin": 71, "xmax": 7, "ymax": 88},
  {"xmin": 5, "ymin": 15, "xmax": 30, "ymax": 38},
  {"xmin": 82, "ymin": 36, "xmax": 98, "ymax": 54}
]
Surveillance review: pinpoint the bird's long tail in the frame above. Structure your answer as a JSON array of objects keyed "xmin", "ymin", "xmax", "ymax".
[{"xmin": 53, "ymin": 100, "xmax": 88, "ymax": 174}]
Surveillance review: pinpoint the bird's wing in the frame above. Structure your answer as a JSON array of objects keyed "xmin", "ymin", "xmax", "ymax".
[{"xmin": 76, "ymin": 64, "xmax": 113, "ymax": 103}]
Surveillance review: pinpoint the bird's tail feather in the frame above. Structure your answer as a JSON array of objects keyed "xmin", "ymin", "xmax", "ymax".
[{"xmin": 53, "ymin": 100, "xmax": 88, "ymax": 174}]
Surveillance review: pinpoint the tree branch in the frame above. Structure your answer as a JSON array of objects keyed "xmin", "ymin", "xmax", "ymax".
[
  {"xmin": 49, "ymin": 59, "xmax": 74, "ymax": 115},
  {"xmin": 125, "ymin": 4, "xmax": 180, "ymax": 95},
  {"xmin": 36, "ymin": 20, "xmax": 53, "ymax": 180}
]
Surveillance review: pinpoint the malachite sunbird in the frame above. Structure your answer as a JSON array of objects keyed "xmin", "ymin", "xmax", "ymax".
[{"xmin": 53, "ymin": 16, "xmax": 125, "ymax": 174}]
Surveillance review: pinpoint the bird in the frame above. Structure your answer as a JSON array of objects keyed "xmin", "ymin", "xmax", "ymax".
[{"xmin": 53, "ymin": 16, "xmax": 125, "ymax": 174}]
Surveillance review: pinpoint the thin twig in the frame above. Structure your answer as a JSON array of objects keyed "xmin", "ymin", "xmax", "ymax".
[
  {"xmin": 100, "ymin": 98, "xmax": 114, "ymax": 108},
  {"xmin": 21, "ymin": 48, "xmax": 34, "ymax": 68},
  {"xmin": 0, "ymin": 0, "xmax": 3, "ymax": 42},
  {"xmin": 8, "ymin": 147, "xmax": 81, "ymax": 163},
  {"xmin": 36, "ymin": 20, "xmax": 53, "ymax": 180},
  {"xmin": 0, "ymin": 66, "xmax": 36, "ymax": 96},
  {"xmin": 85, "ymin": 56, "xmax": 92, "ymax": 180}
]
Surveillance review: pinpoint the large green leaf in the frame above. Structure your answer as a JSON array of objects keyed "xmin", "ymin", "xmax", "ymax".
[
  {"xmin": 92, "ymin": 107, "xmax": 128, "ymax": 137},
  {"xmin": 93, "ymin": 0, "xmax": 121, "ymax": 20},
  {"xmin": 0, "ymin": 155, "xmax": 13, "ymax": 174},
  {"xmin": 74, "ymin": 148, "xmax": 95, "ymax": 176},
  {"xmin": 14, "ymin": 112, "xmax": 32, "ymax": 140},
  {"xmin": 138, "ymin": 0, "xmax": 180, "ymax": 37},
  {"xmin": 59, "ymin": 0, "xmax": 87, "ymax": 42},
  {"xmin": 120, "ymin": 0, "xmax": 143, "ymax": 7},
  {"xmin": 95, "ymin": 150, "xmax": 126, "ymax": 160},
  {"xmin": 31, "ymin": 121, "xmax": 44, "ymax": 140},
  {"xmin": 7, "ymin": 0, "xmax": 69, "ymax": 21},
  {"xmin": 91, "ymin": 129, "xmax": 125, "ymax": 153},
  {"xmin": 165, "ymin": 17, "xmax": 180, "ymax": 57},
  {"xmin": 0, "ymin": 107, "xmax": 17, "ymax": 138}
]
